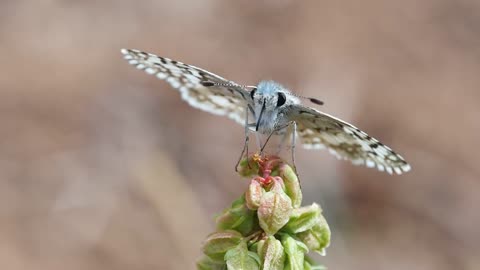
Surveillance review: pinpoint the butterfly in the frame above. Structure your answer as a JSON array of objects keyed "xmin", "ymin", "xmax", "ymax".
[{"xmin": 121, "ymin": 48, "xmax": 411, "ymax": 174}]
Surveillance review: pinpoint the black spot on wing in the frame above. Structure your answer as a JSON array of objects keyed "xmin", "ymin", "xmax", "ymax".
[
  {"xmin": 201, "ymin": 81, "xmax": 215, "ymax": 87},
  {"xmin": 237, "ymin": 89, "xmax": 247, "ymax": 99},
  {"xmin": 352, "ymin": 132, "xmax": 363, "ymax": 140}
]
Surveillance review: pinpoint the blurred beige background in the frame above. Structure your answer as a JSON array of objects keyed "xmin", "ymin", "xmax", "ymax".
[{"xmin": 1, "ymin": 1, "xmax": 479, "ymax": 269}]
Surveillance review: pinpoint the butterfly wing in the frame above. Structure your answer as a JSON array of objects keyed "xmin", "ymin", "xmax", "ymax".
[
  {"xmin": 289, "ymin": 105, "xmax": 411, "ymax": 174},
  {"xmin": 121, "ymin": 49, "xmax": 251, "ymax": 125}
]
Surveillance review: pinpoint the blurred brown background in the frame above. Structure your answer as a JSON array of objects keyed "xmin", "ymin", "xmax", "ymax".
[{"xmin": 1, "ymin": 1, "xmax": 479, "ymax": 269}]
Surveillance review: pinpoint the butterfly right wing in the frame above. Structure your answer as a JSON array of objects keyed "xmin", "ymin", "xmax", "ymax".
[
  {"xmin": 121, "ymin": 49, "xmax": 251, "ymax": 125},
  {"xmin": 289, "ymin": 105, "xmax": 411, "ymax": 174}
]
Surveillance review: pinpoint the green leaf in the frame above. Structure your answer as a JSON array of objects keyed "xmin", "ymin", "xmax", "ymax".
[
  {"xmin": 283, "ymin": 203, "xmax": 321, "ymax": 234},
  {"xmin": 216, "ymin": 196, "xmax": 256, "ymax": 236},
  {"xmin": 296, "ymin": 215, "xmax": 331, "ymax": 256},
  {"xmin": 225, "ymin": 242, "xmax": 260, "ymax": 270},
  {"xmin": 279, "ymin": 164, "xmax": 302, "ymax": 208},
  {"xmin": 245, "ymin": 180, "xmax": 264, "ymax": 210},
  {"xmin": 203, "ymin": 230, "xmax": 243, "ymax": 261},
  {"xmin": 304, "ymin": 256, "xmax": 327, "ymax": 270},
  {"xmin": 257, "ymin": 179, "xmax": 293, "ymax": 235},
  {"xmin": 197, "ymin": 256, "xmax": 226, "ymax": 270},
  {"xmin": 258, "ymin": 236, "xmax": 285, "ymax": 270},
  {"xmin": 282, "ymin": 235, "xmax": 308, "ymax": 270}
]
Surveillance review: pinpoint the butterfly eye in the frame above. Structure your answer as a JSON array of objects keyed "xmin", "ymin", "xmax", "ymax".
[
  {"xmin": 276, "ymin": 92, "xmax": 286, "ymax": 107},
  {"xmin": 250, "ymin": 88, "xmax": 256, "ymax": 100}
]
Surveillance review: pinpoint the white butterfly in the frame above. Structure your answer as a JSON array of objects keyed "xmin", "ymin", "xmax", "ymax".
[{"xmin": 121, "ymin": 49, "xmax": 411, "ymax": 174}]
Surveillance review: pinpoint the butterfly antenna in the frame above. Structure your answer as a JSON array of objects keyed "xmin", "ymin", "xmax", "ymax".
[
  {"xmin": 287, "ymin": 93, "xmax": 324, "ymax": 105},
  {"xmin": 200, "ymin": 81, "xmax": 257, "ymax": 90}
]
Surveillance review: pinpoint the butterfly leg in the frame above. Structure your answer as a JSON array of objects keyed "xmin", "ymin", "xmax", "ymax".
[
  {"xmin": 291, "ymin": 121, "xmax": 298, "ymax": 173},
  {"xmin": 260, "ymin": 122, "xmax": 290, "ymax": 154},
  {"xmin": 260, "ymin": 129, "xmax": 276, "ymax": 154},
  {"xmin": 259, "ymin": 122, "xmax": 298, "ymax": 173},
  {"xmin": 235, "ymin": 108, "xmax": 252, "ymax": 171}
]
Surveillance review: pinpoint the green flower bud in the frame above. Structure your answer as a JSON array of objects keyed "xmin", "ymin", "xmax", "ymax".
[
  {"xmin": 283, "ymin": 203, "xmax": 321, "ymax": 234},
  {"xmin": 282, "ymin": 234, "xmax": 309, "ymax": 270},
  {"xmin": 245, "ymin": 179, "xmax": 264, "ymax": 210},
  {"xmin": 279, "ymin": 164, "xmax": 302, "ymax": 208},
  {"xmin": 196, "ymin": 256, "xmax": 226, "ymax": 270},
  {"xmin": 216, "ymin": 196, "xmax": 256, "ymax": 236},
  {"xmin": 202, "ymin": 230, "xmax": 243, "ymax": 261},
  {"xmin": 258, "ymin": 236, "xmax": 285, "ymax": 270},
  {"xmin": 296, "ymin": 215, "xmax": 331, "ymax": 256},
  {"xmin": 237, "ymin": 156, "xmax": 260, "ymax": 177},
  {"xmin": 258, "ymin": 179, "xmax": 293, "ymax": 235},
  {"xmin": 225, "ymin": 242, "xmax": 260, "ymax": 270}
]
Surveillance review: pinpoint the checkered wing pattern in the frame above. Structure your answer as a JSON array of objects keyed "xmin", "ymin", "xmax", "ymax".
[
  {"xmin": 289, "ymin": 105, "xmax": 411, "ymax": 174},
  {"xmin": 121, "ymin": 49, "xmax": 250, "ymax": 124}
]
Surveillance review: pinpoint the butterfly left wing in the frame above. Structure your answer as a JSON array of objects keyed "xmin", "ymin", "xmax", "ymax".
[
  {"xmin": 121, "ymin": 49, "xmax": 251, "ymax": 125},
  {"xmin": 288, "ymin": 105, "xmax": 411, "ymax": 174}
]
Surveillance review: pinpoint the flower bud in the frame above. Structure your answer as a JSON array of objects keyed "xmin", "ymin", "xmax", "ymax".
[
  {"xmin": 225, "ymin": 242, "xmax": 260, "ymax": 270},
  {"xmin": 237, "ymin": 156, "xmax": 260, "ymax": 177},
  {"xmin": 283, "ymin": 203, "xmax": 321, "ymax": 234},
  {"xmin": 279, "ymin": 164, "xmax": 302, "ymax": 208},
  {"xmin": 245, "ymin": 179, "xmax": 264, "ymax": 210},
  {"xmin": 216, "ymin": 196, "xmax": 256, "ymax": 235},
  {"xmin": 202, "ymin": 230, "xmax": 243, "ymax": 261},
  {"xmin": 296, "ymin": 215, "xmax": 331, "ymax": 256},
  {"xmin": 258, "ymin": 179, "xmax": 293, "ymax": 235},
  {"xmin": 282, "ymin": 234, "xmax": 309, "ymax": 270},
  {"xmin": 258, "ymin": 236, "xmax": 285, "ymax": 270}
]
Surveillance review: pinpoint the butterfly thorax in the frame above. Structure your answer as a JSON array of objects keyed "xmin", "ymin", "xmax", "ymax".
[{"xmin": 252, "ymin": 81, "xmax": 300, "ymax": 134}]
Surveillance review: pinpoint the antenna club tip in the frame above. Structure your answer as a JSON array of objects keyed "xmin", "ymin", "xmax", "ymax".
[{"xmin": 310, "ymin": 98, "xmax": 324, "ymax": 105}]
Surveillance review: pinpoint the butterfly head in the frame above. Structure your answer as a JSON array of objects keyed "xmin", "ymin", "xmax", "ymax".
[{"xmin": 251, "ymin": 81, "xmax": 297, "ymax": 133}]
